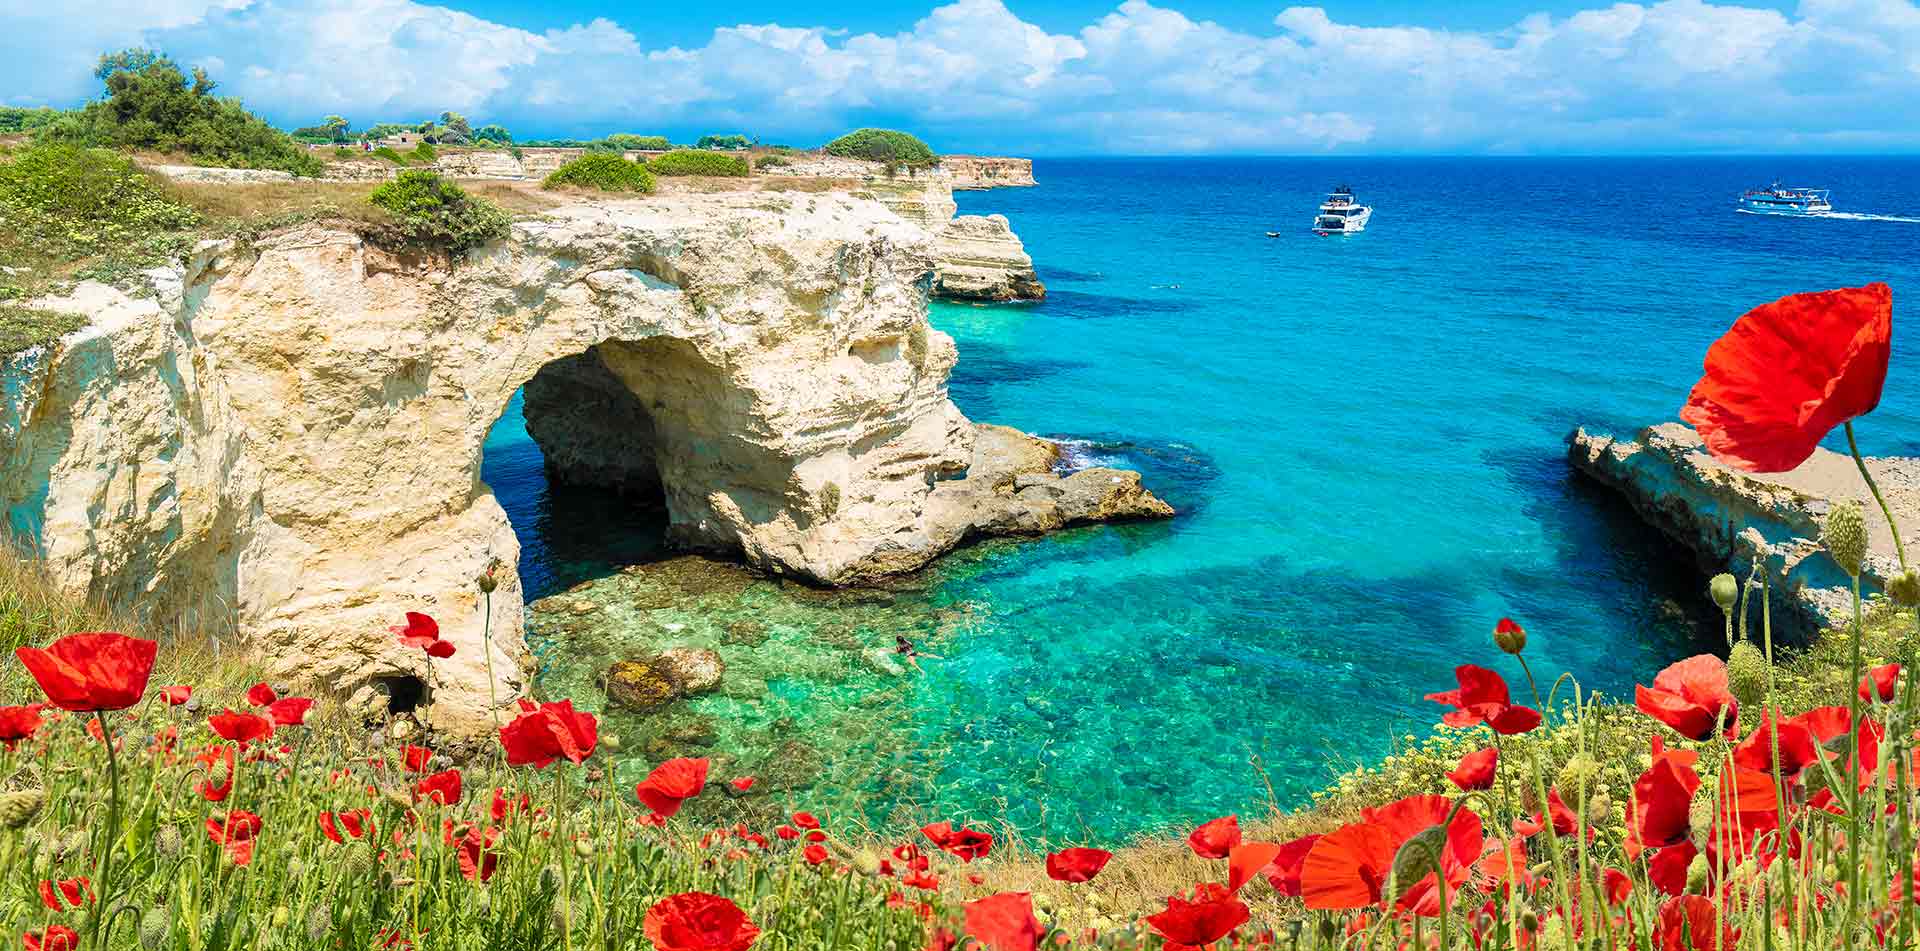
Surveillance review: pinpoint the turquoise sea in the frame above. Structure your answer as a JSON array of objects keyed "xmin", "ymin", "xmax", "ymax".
[{"xmin": 483, "ymin": 157, "xmax": 1920, "ymax": 842}]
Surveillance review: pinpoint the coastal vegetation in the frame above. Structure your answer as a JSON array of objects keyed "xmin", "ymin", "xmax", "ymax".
[
  {"xmin": 0, "ymin": 305, "xmax": 88, "ymax": 357},
  {"xmin": 0, "ymin": 142, "xmax": 200, "ymax": 288},
  {"xmin": 366, "ymin": 170, "xmax": 511, "ymax": 254},
  {"xmin": 543, "ymin": 153, "xmax": 656, "ymax": 193},
  {"xmin": 824, "ymin": 128, "xmax": 937, "ymax": 168},
  {"xmin": 645, "ymin": 150, "xmax": 750, "ymax": 177},
  {"xmin": 37, "ymin": 50, "xmax": 320, "ymax": 177}
]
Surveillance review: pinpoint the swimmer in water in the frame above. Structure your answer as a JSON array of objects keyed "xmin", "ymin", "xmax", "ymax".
[{"xmin": 896, "ymin": 635, "xmax": 942, "ymax": 672}]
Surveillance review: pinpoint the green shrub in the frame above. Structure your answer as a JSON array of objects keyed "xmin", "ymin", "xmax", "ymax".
[
  {"xmin": 753, "ymin": 154, "xmax": 792, "ymax": 170},
  {"xmin": 407, "ymin": 141, "xmax": 437, "ymax": 164},
  {"xmin": 542, "ymin": 152, "xmax": 655, "ymax": 193},
  {"xmin": 332, "ymin": 147, "xmax": 353, "ymax": 159},
  {"xmin": 41, "ymin": 50, "xmax": 321, "ymax": 176},
  {"xmin": 604, "ymin": 133, "xmax": 669, "ymax": 151},
  {"xmin": 645, "ymin": 149, "xmax": 749, "ymax": 177},
  {"xmin": 823, "ymin": 128, "xmax": 936, "ymax": 167},
  {"xmin": 367, "ymin": 169, "xmax": 510, "ymax": 254},
  {"xmin": 696, "ymin": 133, "xmax": 750, "ymax": 150},
  {"xmin": 0, "ymin": 106, "xmax": 64, "ymax": 134},
  {"xmin": 0, "ymin": 142, "xmax": 199, "ymax": 262},
  {"xmin": 0, "ymin": 305, "xmax": 88, "ymax": 356},
  {"xmin": 371, "ymin": 146, "xmax": 406, "ymax": 165}
]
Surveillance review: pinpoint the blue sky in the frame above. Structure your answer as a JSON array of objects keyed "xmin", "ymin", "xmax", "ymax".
[{"xmin": 4, "ymin": 0, "xmax": 1916, "ymax": 154}]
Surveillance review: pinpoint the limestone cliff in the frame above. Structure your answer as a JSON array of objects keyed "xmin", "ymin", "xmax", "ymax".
[
  {"xmin": 941, "ymin": 156, "xmax": 1038, "ymax": 190},
  {"xmin": 0, "ymin": 191, "xmax": 1167, "ymax": 736},
  {"xmin": 1567, "ymin": 422, "xmax": 1920, "ymax": 638}
]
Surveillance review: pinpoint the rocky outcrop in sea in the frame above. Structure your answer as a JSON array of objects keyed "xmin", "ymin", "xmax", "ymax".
[
  {"xmin": 933, "ymin": 214, "xmax": 1046, "ymax": 302},
  {"xmin": 1567, "ymin": 422, "xmax": 1920, "ymax": 637},
  {"xmin": 0, "ymin": 190, "xmax": 1167, "ymax": 736}
]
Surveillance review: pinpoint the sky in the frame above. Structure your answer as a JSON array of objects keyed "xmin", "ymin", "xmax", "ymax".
[{"xmin": 2, "ymin": 0, "xmax": 1916, "ymax": 154}]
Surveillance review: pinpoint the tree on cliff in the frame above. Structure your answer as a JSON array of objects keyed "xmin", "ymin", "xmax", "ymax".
[{"xmin": 45, "ymin": 49, "xmax": 320, "ymax": 176}]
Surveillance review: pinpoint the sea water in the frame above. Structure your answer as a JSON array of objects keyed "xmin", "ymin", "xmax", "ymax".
[{"xmin": 483, "ymin": 156, "xmax": 1920, "ymax": 842}]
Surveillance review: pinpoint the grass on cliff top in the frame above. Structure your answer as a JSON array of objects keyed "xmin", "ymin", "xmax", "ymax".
[{"xmin": 0, "ymin": 305, "xmax": 88, "ymax": 357}]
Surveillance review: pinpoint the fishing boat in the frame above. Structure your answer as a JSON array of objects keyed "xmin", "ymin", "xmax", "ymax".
[
  {"xmin": 1738, "ymin": 183, "xmax": 1832, "ymax": 216},
  {"xmin": 1313, "ymin": 186, "xmax": 1372, "ymax": 234}
]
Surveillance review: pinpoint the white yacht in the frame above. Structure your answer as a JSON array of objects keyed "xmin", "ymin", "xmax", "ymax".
[{"xmin": 1313, "ymin": 185, "xmax": 1372, "ymax": 235}]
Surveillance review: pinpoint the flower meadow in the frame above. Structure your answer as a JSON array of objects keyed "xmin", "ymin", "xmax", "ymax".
[{"xmin": 0, "ymin": 281, "xmax": 1913, "ymax": 950}]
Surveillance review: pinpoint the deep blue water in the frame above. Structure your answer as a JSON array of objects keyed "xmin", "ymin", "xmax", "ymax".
[{"xmin": 486, "ymin": 157, "xmax": 1920, "ymax": 841}]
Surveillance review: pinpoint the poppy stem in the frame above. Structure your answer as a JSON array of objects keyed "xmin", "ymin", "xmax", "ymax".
[
  {"xmin": 1845, "ymin": 421, "xmax": 1908, "ymax": 571},
  {"xmin": 88, "ymin": 712, "xmax": 123, "ymax": 944}
]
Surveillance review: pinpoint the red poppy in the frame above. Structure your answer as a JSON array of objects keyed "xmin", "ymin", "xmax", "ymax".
[
  {"xmin": 1447, "ymin": 747, "xmax": 1499, "ymax": 791},
  {"xmin": 208, "ymin": 709, "xmax": 274, "ymax": 745},
  {"xmin": 1187, "ymin": 814, "xmax": 1241, "ymax": 859},
  {"xmin": 245, "ymin": 683, "xmax": 276, "ymax": 706},
  {"xmin": 1145, "ymin": 882, "xmax": 1250, "ymax": 950},
  {"xmin": 792, "ymin": 811, "xmax": 820, "ymax": 830},
  {"xmin": 318, "ymin": 809, "xmax": 374, "ymax": 843},
  {"xmin": 1680, "ymin": 283, "xmax": 1892, "ymax": 473},
  {"xmin": 635, "ymin": 757, "xmax": 709, "ymax": 818},
  {"xmin": 196, "ymin": 744, "xmax": 235, "ymax": 802},
  {"xmin": 22, "ymin": 927, "xmax": 79, "ymax": 951},
  {"xmin": 965, "ymin": 892, "xmax": 1041, "ymax": 951},
  {"xmin": 1424, "ymin": 666, "xmax": 1542, "ymax": 734},
  {"xmin": 803, "ymin": 844, "xmax": 829, "ymax": 866},
  {"xmin": 206, "ymin": 811, "xmax": 264, "ymax": 866},
  {"xmin": 805, "ymin": 829, "xmax": 826, "ymax": 843},
  {"xmin": 1514, "ymin": 787, "xmax": 1585, "ymax": 841},
  {"xmin": 36, "ymin": 878, "xmax": 92, "ymax": 912},
  {"xmin": 160, "ymin": 686, "xmax": 192, "ymax": 706},
  {"xmin": 729, "ymin": 776, "xmax": 755, "ymax": 792},
  {"xmin": 0, "ymin": 705, "xmax": 44, "ymax": 750},
  {"xmin": 415, "ymin": 769, "xmax": 463, "ymax": 806},
  {"xmin": 267, "ymin": 697, "xmax": 314, "ymax": 727},
  {"xmin": 1731, "ymin": 711, "xmax": 1822, "ymax": 782},
  {"xmin": 1263, "ymin": 835, "xmax": 1322, "ymax": 897},
  {"xmin": 1301, "ymin": 794, "xmax": 1481, "ymax": 915},
  {"xmin": 1635, "ymin": 654, "xmax": 1738, "ymax": 741},
  {"xmin": 1655, "ymin": 894, "xmax": 1734, "ymax": 951},
  {"xmin": 401, "ymin": 745, "xmax": 434, "ymax": 773},
  {"xmin": 642, "ymin": 892, "xmax": 760, "ymax": 951},
  {"xmin": 1227, "ymin": 841, "xmax": 1284, "ymax": 892},
  {"xmin": 1603, "ymin": 868, "xmax": 1633, "ymax": 905},
  {"xmin": 1861, "ymin": 663, "xmax": 1902, "ymax": 703},
  {"xmin": 775, "ymin": 825, "xmax": 798, "ymax": 840},
  {"xmin": 1629, "ymin": 755, "xmax": 1701, "ymax": 854},
  {"xmin": 458, "ymin": 825, "xmax": 502, "ymax": 882},
  {"xmin": 491, "ymin": 788, "xmax": 532, "ymax": 823},
  {"xmin": 497, "ymin": 700, "xmax": 598, "ymax": 769},
  {"xmin": 15, "ymin": 632, "xmax": 159, "ymax": 712},
  {"xmin": 393, "ymin": 612, "xmax": 455, "ymax": 658},
  {"xmin": 1044, "ymin": 847, "xmax": 1112, "ymax": 884},
  {"xmin": 921, "ymin": 821, "xmax": 993, "ymax": 862}
]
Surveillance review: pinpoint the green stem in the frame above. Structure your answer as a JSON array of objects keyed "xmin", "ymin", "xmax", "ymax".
[
  {"xmin": 1847, "ymin": 571, "xmax": 1865, "ymax": 934},
  {"xmin": 483, "ymin": 588, "xmax": 499, "ymax": 731},
  {"xmin": 1847, "ymin": 421, "xmax": 1909, "ymax": 571},
  {"xmin": 88, "ymin": 713, "xmax": 123, "ymax": 943}
]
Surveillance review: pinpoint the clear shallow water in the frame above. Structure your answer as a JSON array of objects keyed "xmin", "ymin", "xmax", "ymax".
[{"xmin": 484, "ymin": 157, "xmax": 1920, "ymax": 842}]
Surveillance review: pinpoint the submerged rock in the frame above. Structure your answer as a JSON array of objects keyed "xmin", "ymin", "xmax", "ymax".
[
  {"xmin": 605, "ymin": 659, "xmax": 681, "ymax": 711},
  {"xmin": 656, "ymin": 647, "xmax": 725, "ymax": 695},
  {"xmin": 721, "ymin": 620, "xmax": 769, "ymax": 647}
]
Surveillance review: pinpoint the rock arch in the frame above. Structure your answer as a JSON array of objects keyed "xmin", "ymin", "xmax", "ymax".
[{"xmin": 1, "ymin": 193, "xmax": 1170, "ymax": 737}]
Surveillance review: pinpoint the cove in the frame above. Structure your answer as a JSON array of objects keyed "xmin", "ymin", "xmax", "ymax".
[{"xmin": 491, "ymin": 155, "xmax": 1920, "ymax": 843}]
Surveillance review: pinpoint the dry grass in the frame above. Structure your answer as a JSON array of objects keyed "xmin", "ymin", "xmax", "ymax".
[{"xmin": 654, "ymin": 174, "xmax": 860, "ymax": 195}]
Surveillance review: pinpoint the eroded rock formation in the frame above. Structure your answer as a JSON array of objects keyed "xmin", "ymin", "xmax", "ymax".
[
  {"xmin": 933, "ymin": 214, "xmax": 1045, "ymax": 302},
  {"xmin": 1, "ymin": 191, "xmax": 1167, "ymax": 736},
  {"xmin": 1567, "ymin": 422, "xmax": 1920, "ymax": 637},
  {"xmin": 941, "ymin": 156, "xmax": 1038, "ymax": 190}
]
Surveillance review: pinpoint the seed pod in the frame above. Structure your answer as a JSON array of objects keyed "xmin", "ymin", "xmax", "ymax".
[
  {"xmin": 347, "ymin": 847, "xmax": 376, "ymax": 878},
  {"xmin": 1891, "ymin": 571, "xmax": 1920, "ymax": 607},
  {"xmin": 139, "ymin": 905, "xmax": 170, "ymax": 949},
  {"xmin": 1727, "ymin": 639, "xmax": 1768, "ymax": 711},
  {"xmin": 304, "ymin": 906, "xmax": 332, "ymax": 942},
  {"xmin": 0, "ymin": 789, "xmax": 46, "ymax": 829},
  {"xmin": 1587, "ymin": 790, "xmax": 1613, "ymax": 826},
  {"xmin": 1823, "ymin": 501, "xmax": 1869, "ymax": 578},
  {"xmin": 156, "ymin": 825, "xmax": 183, "ymax": 857},
  {"xmin": 1710, "ymin": 573, "xmax": 1740, "ymax": 612}
]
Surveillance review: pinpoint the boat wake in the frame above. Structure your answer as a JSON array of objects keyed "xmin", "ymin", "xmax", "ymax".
[{"xmin": 1738, "ymin": 208, "xmax": 1920, "ymax": 223}]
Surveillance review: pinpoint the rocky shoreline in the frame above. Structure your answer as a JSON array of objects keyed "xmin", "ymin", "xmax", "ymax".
[
  {"xmin": 1567, "ymin": 422, "xmax": 1920, "ymax": 638},
  {"xmin": 0, "ymin": 189, "xmax": 1160, "ymax": 737}
]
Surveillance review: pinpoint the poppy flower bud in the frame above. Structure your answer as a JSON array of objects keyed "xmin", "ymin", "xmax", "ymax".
[
  {"xmin": 139, "ymin": 906, "xmax": 169, "ymax": 949},
  {"xmin": 347, "ymin": 848, "xmax": 376, "ymax": 878},
  {"xmin": 1710, "ymin": 573, "xmax": 1739, "ymax": 613},
  {"xmin": 1492, "ymin": 618, "xmax": 1526, "ymax": 655},
  {"xmin": 1891, "ymin": 571, "xmax": 1920, "ymax": 607},
  {"xmin": 1822, "ymin": 501, "xmax": 1868, "ymax": 578},
  {"xmin": 304, "ymin": 906, "xmax": 332, "ymax": 942},
  {"xmin": 1520, "ymin": 910, "xmax": 1539, "ymax": 933},
  {"xmin": 155, "ymin": 825, "xmax": 182, "ymax": 856},
  {"xmin": 574, "ymin": 838, "xmax": 595, "ymax": 859},
  {"xmin": 477, "ymin": 569, "xmax": 498, "ymax": 594},
  {"xmin": 1388, "ymin": 824, "xmax": 1447, "ymax": 895},
  {"xmin": 601, "ymin": 734, "xmax": 621, "ymax": 753},
  {"xmin": 1685, "ymin": 854, "xmax": 1710, "ymax": 894},
  {"xmin": 1587, "ymin": 790, "xmax": 1613, "ymax": 826},
  {"xmin": 1727, "ymin": 639, "xmax": 1768, "ymax": 711},
  {"xmin": 1688, "ymin": 794, "xmax": 1715, "ymax": 850},
  {"xmin": 0, "ymin": 789, "xmax": 45, "ymax": 829},
  {"xmin": 271, "ymin": 906, "xmax": 290, "ymax": 929}
]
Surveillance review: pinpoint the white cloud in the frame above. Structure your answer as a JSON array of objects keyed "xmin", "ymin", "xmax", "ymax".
[{"xmin": 3, "ymin": 0, "xmax": 1916, "ymax": 152}]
